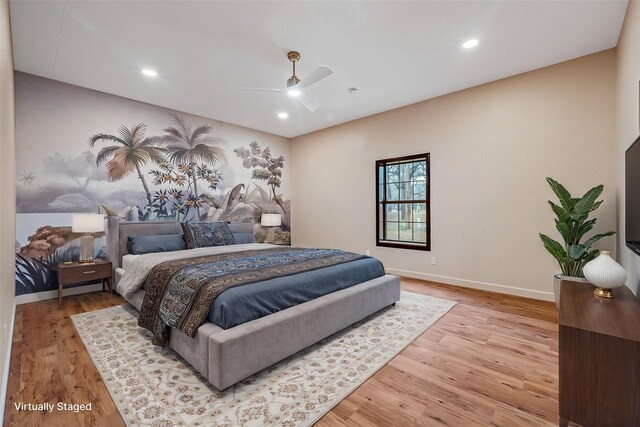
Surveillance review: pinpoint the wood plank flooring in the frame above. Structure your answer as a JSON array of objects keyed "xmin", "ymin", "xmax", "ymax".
[{"xmin": 4, "ymin": 279, "xmax": 560, "ymax": 427}]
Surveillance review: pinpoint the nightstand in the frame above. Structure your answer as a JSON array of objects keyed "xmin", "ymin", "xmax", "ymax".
[{"xmin": 57, "ymin": 260, "xmax": 112, "ymax": 305}]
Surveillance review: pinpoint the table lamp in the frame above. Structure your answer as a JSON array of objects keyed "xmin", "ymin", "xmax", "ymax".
[
  {"xmin": 261, "ymin": 213, "xmax": 282, "ymax": 227},
  {"xmin": 72, "ymin": 213, "xmax": 105, "ymax": 263}
]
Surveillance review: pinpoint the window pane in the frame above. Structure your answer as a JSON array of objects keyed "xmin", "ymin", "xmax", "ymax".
[
  {"xmin": 397, "ymin": 181, "xmax": 409, "ymax": 200},
  {"xmin": 385, "ymin": 221, "xmax": 399, "ymax": 241},
  {"xmin": 413, "ymin": 203, "xmax": 426, "ymax": 222},
  {"xmin": 398, "ymin": 222, "xmax": 412, "ymax": 241},
  {"xmin": 386, "ymin": 164, "xmax": 399, "ymax": 182},
  {"xmin": 412, "ymin": 181, "xmax": 426, "ymax": 200},
  {"xmin": 413, "ymin": 222, "xmax": 427, "ymax": 243},
  {"xmin": 399, "ymin": 164, "xmax": 408, "ymax": 181},
  {"xmin": 409, "ymin": 162, "xmax": 425, "ymax": 181},
  {"xmin": 398, "ymin": 204, "xmax": 412, "ymax": 222},
  {"xmin": 378, "ymin": 204, "xmax": 385, "ymax": 238},
  {"xmin": 386, "ymin": 203, "xmax": 399, "ymax": 221},
  {"xmin": 388, "ymin": 183, "xmax": 401, "ymax": 201}
]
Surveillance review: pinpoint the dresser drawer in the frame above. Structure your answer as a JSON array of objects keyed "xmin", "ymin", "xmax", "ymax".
[{"xmin": 60, "ymin": 263, "xmax": 111, "ymax": 284}]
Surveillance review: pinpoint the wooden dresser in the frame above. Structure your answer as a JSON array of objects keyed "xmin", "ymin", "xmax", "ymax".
[{"xmin": 559, "ymin": 280, "xmax": 640, "ymax": 427}]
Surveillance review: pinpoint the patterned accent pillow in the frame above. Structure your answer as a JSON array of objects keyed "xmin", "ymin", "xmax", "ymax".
[{"xmin": 181, "ymin": 222, "xmax": 237, "ymax": 249}]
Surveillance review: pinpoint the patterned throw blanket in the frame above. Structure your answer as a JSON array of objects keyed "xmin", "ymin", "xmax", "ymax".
[{"xmin": 138, "ymin": 247, "xmax": 367, "ymax": 345}]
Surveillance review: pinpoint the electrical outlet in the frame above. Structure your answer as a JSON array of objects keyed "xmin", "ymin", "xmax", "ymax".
[
  {"xmin": 365, "ymin": 249, "xmax": 370, "ymax": 256},
  {"xmin": 431, "ymin": 257, "xmax": 436, "ymax": 265}
]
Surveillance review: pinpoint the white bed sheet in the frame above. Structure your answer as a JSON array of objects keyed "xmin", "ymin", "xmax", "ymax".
[
  {"xmin": 122, "ymin": 254, "xmax": 140, "ymax": 271},
  {"xmin": 116, "ymin": 243, "xmax": 276, "ymax": 298}
]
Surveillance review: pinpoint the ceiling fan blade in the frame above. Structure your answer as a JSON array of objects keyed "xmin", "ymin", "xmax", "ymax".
[
  {"xmin": 236, "ymin": 87, "xmax": 285, "ymax": 92},
  {"xmin": 298, "ymin": 93, "xmax": 320, "ymax": 112},
  {"xmin": 295, "ymin": 65, "xmax": 334, "ymax": 89}
]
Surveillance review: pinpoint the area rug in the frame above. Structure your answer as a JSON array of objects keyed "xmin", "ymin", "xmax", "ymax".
[{"xmin": 71, "ymin": 291, "xmax": 456, "ymax": 427}]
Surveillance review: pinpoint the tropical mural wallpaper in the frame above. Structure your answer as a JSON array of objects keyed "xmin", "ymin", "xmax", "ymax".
[{"xmin": 15, "ymin": 72, "xmax": 291, "ymax": 296}]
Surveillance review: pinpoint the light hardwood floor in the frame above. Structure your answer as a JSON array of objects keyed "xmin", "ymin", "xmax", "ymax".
[{"xmin": 4, "ymin": 279, "xmax": 560, "ymax": 427}]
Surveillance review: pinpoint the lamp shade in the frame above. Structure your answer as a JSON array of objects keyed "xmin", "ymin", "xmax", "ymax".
[
  {"xmin": 72, "ymin": 214, "xmax": 105, "ymax": 233},
  {"xmin": 261, "ymin": 213, "xmax": 282, "ymax": 227}
]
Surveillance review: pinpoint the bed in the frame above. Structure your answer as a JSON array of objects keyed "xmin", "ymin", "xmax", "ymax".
[{"xmin": 106, "ymin": 218, "xmax": 401, "ymax": 390}]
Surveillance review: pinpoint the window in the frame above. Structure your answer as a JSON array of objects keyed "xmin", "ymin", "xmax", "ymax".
[{"xmin": 376, "ymin": 153, "xmax": 430, "ymax": 251}]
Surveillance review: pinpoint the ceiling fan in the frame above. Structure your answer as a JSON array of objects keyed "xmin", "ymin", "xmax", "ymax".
[{"xmin": 237, "ymin": 51, "xmax": 333, "ymax": 112}]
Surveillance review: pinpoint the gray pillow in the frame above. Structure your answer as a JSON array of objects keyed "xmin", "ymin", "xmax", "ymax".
[
  {"xmin": 231, "ymin": 231, "xmax": 256, "ymax": 244},
  {"xmin": 181, "ymin": 222, "xmax": 237, "ymax": 249},
  {"xmin": 128, "ymin": 234, "xmax": 186, "ymax": 255}
]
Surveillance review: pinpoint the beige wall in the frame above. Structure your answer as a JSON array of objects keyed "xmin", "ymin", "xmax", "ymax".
[
  {"xmin": 291, "ymin": 50, "xmax": 617, "ymax": 300},
  {"xmin": 616, "ymin": 0, "xmax": 640, "ymax": 295},
  {"xmin": 0, "ymin": 0, "xmax": 15, "ymax": 415}
]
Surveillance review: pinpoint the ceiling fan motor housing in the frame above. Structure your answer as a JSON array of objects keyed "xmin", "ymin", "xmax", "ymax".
[
  {"xmin": 287, "ymin": 51, "xmax": 301, "ymax": 87},
  {"xmin": 287, "ymin": 51, "xmax": 300, "ymax": 62}
]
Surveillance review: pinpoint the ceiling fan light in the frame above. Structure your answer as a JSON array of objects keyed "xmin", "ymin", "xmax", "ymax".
[
  {"xmin": 141, "ymin": 68, "xmax": 158, "ymax": 77},
  {"xmin": 462, "ymin": 39, "xmax": 479, "ymax": 49},
  {"xmin": 287, "ymin": 89, "xmax": 301, "ymax": 97}
]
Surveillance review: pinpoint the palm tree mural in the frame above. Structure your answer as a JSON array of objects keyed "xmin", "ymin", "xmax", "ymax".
[
  {"xmin": 157, "ymin": 112, "xmax": 227, "ymax": 218},
  {"xmin": 19, "ymin": 170, "xmax": 35, "ymax": 189},
  {"xmin": 88, "ymin": 123, "xmax": 164, "ymax": 207}
]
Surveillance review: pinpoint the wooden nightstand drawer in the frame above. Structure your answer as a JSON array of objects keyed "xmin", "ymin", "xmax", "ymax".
[
  {"xmin": 57, "ymin": 261, "xmax": 113, "ymax": 305},
  {"xmin": 60, "ymin": 263, "xmax": 111, "ymax": 283}
]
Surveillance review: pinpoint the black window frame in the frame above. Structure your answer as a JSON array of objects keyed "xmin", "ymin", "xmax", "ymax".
[{"xmin": 375, "ymin": 153, "xmax": 431, "ymax": 251}]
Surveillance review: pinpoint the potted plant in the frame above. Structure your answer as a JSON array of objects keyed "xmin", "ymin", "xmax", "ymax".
[{"xmin": 539, "ymin": 177, "xmax": 615, "ymax": 308}]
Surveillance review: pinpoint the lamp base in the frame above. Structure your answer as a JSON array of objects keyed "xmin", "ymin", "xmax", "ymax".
[
  {"xmin": 78, "ymin": 235, "xmax": 95, "ymax": 263},
  {"xmin": 593, "ymin": 287, "xmax": 615, "ymax": 299}
]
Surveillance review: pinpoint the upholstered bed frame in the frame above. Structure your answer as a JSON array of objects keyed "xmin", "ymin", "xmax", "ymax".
[{"xmin": 106, "ymin": 218, "xmax": 401, "ymax": 390}]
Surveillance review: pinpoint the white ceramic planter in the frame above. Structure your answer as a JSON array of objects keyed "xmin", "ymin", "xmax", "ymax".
[
  {"xmin": 583, "ymin": 250, "xmax": 627, "ymax": 298},
  {"xmin": 583, "ymin": 251, "xmax": 626, "ymax": 289}
]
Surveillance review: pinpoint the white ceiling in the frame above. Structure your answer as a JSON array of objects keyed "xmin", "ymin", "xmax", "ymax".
[{"xmin": 9, "ymin": 0, "xmax": 628, "ymax": 138}]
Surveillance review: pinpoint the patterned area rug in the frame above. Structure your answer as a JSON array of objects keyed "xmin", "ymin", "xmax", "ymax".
[{"xmin": 71, "ymin": 291, "xmax": 456, "ymax": 427}]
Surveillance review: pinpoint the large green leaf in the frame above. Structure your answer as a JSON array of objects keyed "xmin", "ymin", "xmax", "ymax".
[
  {"xmin": 546, "ymin": 178, "xmax": 574, "ymax": 210},
  {"xmin": 548, "ymin": 201, "xmax": 571, "ymax": 224},
  {"xmin": 583, "ymin": 249, "xmax": 600, "ymax": 264},
  {"xmin": 555, "ymin": 222, "xmax": 571, "ymax": 243},
  {"xmin": 575, "ymin": 218, "xmax": 597, "ymax": 241},
  {"xmin": 582, "ymin": 231, "xmax": 615, "ymax": 249},
  {"xmin": 571, "ymin": 185, "xmax": 603, "ymax": 221},
  {"xmin": 568, "ymin": 244, "xmax": 587, "ymax": 260},
  {"xmin": 589, "ymin": 200, "xmax": 603, "ymax": 212},
  {"xmin": 539, "ymin": 233, "xmax": 567, "ymax": 261}
]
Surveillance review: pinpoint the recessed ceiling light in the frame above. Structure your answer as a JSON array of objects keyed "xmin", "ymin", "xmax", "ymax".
[
  {"xmin": 287, "ymin": 89, "xmax": 301, "ymax": 97},
  {"xmin": 462, "ymin": 39, "xmax": 479, "ymax": 49},
  {"xmin": 277, "ymin": 112, "xmax": 289, "ymax": 119},
  {"xmin": 141, "ymin": 68, "xmax": 158, "ymax": 77}
]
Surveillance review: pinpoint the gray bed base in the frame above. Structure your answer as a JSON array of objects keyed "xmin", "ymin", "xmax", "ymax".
[{"xmin": 108, "ymin": 219, "xmax": 401, "ymax": 390}]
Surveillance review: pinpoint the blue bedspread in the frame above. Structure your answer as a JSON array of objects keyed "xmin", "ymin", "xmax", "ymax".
[{"xmin": 207, "ymin": 257, "xmax": 385, "ymax": 329}]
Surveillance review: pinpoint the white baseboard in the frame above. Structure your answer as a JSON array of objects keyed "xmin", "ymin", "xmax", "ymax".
[
  {"xmin": 15, "ymin": 283, "xmax": 104, "ymax": 305},
  {"xmin": 1, "ymin": 302, "xmax": 16, "ymax": 424},
  {"xmin": 386, "ymin": 268, "xmax": 555, "ymax": 302}
]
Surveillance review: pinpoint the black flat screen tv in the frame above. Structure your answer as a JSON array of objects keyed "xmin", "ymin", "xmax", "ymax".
[{"xmin": 626, "ymin": 135, "xmax": 640, "ymax": 256}]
